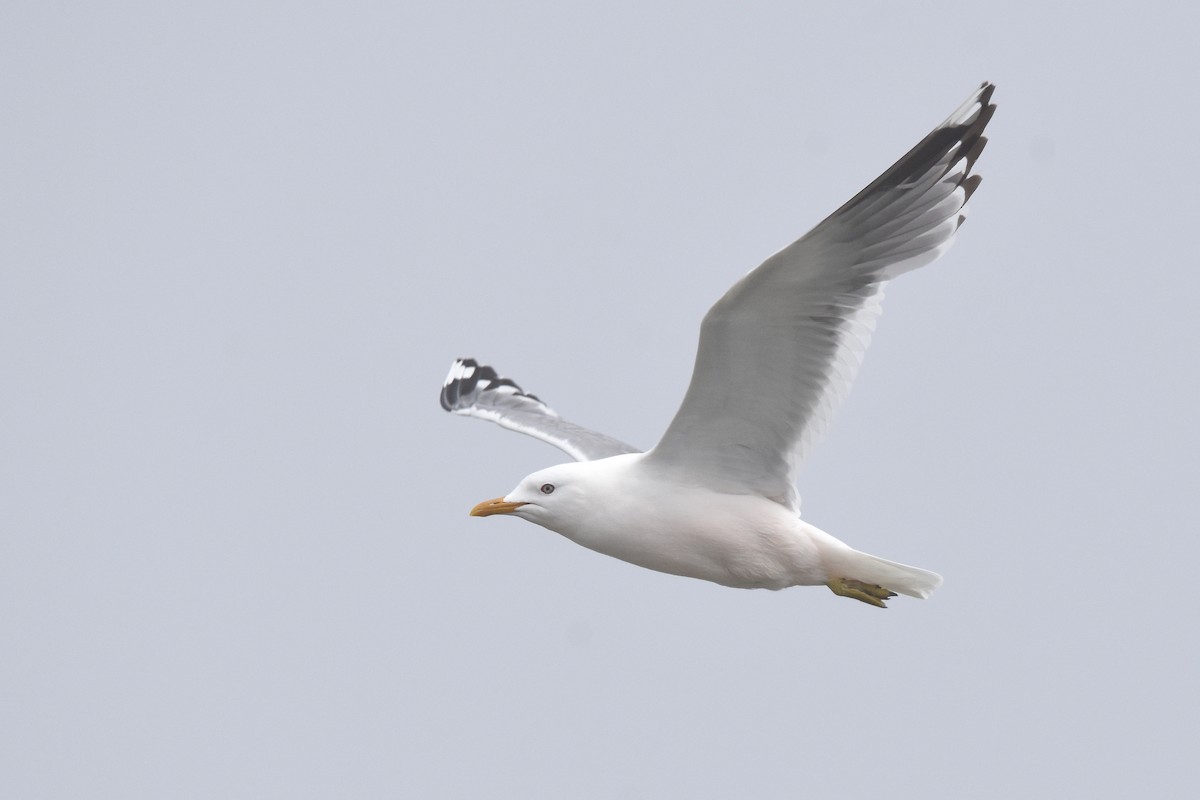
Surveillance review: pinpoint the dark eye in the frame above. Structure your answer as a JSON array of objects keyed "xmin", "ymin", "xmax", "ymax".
[{"xmin": 540, "ymin": 483, "xmax": 555, "ymax": 495}]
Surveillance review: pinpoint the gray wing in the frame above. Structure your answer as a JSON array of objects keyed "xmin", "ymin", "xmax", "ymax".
[
  {"xmin": 440, "ymin": 358, "xmax": 641, "ymax": 462},
  {"xmin": 644, "ymin": 83, "xmax": 996, "ymax": 510}
]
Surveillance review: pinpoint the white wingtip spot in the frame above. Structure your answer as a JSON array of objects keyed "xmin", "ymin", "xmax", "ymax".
[{"xmin": 443, "ymin": 359, "xmax": 476, "ymax": 386}]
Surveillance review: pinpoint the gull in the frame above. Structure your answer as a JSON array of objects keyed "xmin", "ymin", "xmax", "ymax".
[{"xmin": 441, "ymin": 83, "xmax": 995, "ymax": 607}]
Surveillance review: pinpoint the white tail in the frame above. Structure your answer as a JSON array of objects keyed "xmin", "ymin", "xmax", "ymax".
[{"xmin": 838, "ymin": 549, "xmax": 944, "ymax": 599}]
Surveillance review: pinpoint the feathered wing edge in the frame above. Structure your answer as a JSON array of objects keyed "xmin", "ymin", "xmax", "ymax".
[
  {"xmin": 783, "ymin": 81, "xmax": 997, "ymax": 464},
  {"xmin": 440, "ymin": 358, "xmax": 640, "ymax": 462},
  {"xmin": 820, "ymin": 81, "xmax": 995, "ymax": 267},
  {"xmin": 644, "ymin": 83, "xmax": 996, "ymax": 509}
]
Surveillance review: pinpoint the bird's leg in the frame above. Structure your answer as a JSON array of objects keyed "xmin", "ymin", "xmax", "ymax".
[{"xmin": 826, "ymin": 577, "xmax": 897, "ymax": 609}]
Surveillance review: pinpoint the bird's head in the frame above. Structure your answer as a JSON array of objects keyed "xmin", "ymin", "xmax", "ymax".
[
  {"xmin": 468, "ymin": 455, "xmax": 640, "ymax": 536},
  {"xmin": 469, "ymin": 462, "xmax": 588, "ymax": 529}
]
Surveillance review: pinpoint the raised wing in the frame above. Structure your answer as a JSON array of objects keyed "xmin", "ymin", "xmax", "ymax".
[
  {"xmin": 645, "ymin": 83, "xmax": 996, "ymax": 510},
  {"xmin": 440, "ymin": 358, "xmax": 641, "ymax": 462}
]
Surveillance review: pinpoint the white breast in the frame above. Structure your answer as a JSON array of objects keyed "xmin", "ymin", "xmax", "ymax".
[{"xmin": 545, "ymin": 458, "xmax": 835, "ymax": 589}]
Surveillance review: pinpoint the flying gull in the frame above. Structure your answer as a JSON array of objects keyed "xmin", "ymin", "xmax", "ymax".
[{"xmin": 441, "ymin": 82, "xmax": 995, "ymax": 607}]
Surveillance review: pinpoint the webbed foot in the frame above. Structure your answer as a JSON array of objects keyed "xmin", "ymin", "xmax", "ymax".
[{"xmin": 826, "ymin": 577, "xmax": 897, "ymax": 608}]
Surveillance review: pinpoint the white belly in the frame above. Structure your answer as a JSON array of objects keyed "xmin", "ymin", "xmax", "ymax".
[{"xmin": 551, "ymin": 488, "xmax": 835, "ymax": 590}]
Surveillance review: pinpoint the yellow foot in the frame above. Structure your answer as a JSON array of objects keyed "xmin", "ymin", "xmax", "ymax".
[{"xmin": 826, "ymin": 577, "xmax": 897, "ymax": 609}]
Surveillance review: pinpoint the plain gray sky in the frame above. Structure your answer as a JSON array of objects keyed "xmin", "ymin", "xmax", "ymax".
[{"xmin": 3, "ymin": 1, "xmax": 1198, "ymax": 797}]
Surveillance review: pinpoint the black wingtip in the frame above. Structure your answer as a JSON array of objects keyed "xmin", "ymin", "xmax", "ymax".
[
  {"xmin": 961, "ymin": 173, "xmax": 983, "ymax": 204},
  {"xmin": 440, "ymin": 357, "xmax": 480, "ymax": 411},
  {"xmin": 963, "ymin": 135, "xmax": 990, "ymax": 173},
  {"xmin": 440, "ymin": 357, "xmax": 530, "ymax": 412}
]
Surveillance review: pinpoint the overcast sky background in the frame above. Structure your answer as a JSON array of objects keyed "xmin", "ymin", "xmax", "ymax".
[{"xmin": 3, "ymin": 2, "xmax": 1198, "ymax": 798}]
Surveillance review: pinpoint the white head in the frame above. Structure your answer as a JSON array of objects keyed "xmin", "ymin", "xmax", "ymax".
[
  {"xmin": 469, "ymin": 461, "xmax": 593, "ymax": 533},
  {"xmin": 468, "ymin": 455, "xmax": 640, "ymax": 537}
]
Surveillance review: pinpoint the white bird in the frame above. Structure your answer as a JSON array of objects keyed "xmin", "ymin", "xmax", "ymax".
[{"xmin": 441, "ymin": 83, "xmax": 995, "ymax": 607}]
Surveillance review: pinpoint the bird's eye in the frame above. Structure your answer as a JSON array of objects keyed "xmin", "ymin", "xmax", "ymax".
[{"xmin": 540, "ymin": 483, "xmax": 555, "ymax": 495}]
